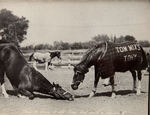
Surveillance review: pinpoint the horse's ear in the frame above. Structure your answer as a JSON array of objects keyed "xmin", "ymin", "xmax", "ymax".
[
  {"xmin": 72, "ymin": 65, "xmax": 75, "ymax": 68},
  {"xmin": 53, "ymin": 87, "xmax": 56, "ymax": 91},
  {"xmin": 53, "ymin": 82, "xmax": 55, "ymax": 86}
]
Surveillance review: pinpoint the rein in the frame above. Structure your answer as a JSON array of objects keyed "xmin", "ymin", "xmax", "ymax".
[{"xmin": 62, "ymin": 91, "xmax": 69, "ymax": 95}]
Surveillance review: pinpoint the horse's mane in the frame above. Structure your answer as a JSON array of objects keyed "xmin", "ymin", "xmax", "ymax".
[
  {"xmin": 80, "ymin": 42, "xmax": 106, "ymax": 64},
  {"xmin": 0, "ymin": 39, "xmax": 10, "ymax": 44},
  {"xmin": 75, "ymin": 42, "xmax": 106, "ymax": 73}
]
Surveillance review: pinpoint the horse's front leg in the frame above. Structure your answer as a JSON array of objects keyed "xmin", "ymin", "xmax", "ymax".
[
  {"xmin": 18, "ymin": 84, "xmax": 35, "ymax": 100},
  {"xmin": 136, "ymin": 71, "xmax": 142, "ymax": 95},
  {"xmin": 89, "ymin": 66, "xmax": 100, "ymax": 98},
  {"xmin": 45, "ymin": 62, "xmax": 48, "ymax": 71},
  {"xmin": 1, "ymin": 83, "xmax": 9, "ymax": 98},
  {"xmin": 18, "ymin": 89, "xmax": 35, "ymax": 100},
  {"xmin": 110, "ymin": 76, "xmax": 116, "ymax": 98},
  {"xmin": 130, "ymin": 70, "xmax": 136, "ymax": 92},
  {"xmin": 33, "ymin": 61, "xmax": 38, "ymax": 71},
  {"xmin": 0, "ymin": 72, "xmax": 9, "ymax": 98}
]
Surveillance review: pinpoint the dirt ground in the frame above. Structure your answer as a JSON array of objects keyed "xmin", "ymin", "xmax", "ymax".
[{"xmin": 0, "ymin": 67, "xmax": 149, "ymax": 115}]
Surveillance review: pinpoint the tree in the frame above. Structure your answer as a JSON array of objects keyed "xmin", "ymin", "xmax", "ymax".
[
  {"xmin": 115, "ymin": 35, "xmax": 125, "ymax": 43},
  {"xmin": 138, "ymin": 40, "xmax": 150, "ymax": 47},
  {"xmin": 53, "ymin": 41, "xmax": 70, "ymax": 50},
  {"xmin": 124, "ymin": 35, "xmax": 136, "ymax": 42},
  {"xmin": 0, "ymin": 9, "xmax": 29, "ymax": 46},
  {"xmin": 92, "ymin": 34, "xmax": 110, "ymax": 42},
  {"xmin": 70, "ymin": 42, "xmax": 83, "ymax": 49},
  {"xmin": 115, "ymin": 35, "xmax": 136, "ymax": 43},
  {"xmin": 21, "ymin": 45, "xmax": 34, "ymax": 50}
]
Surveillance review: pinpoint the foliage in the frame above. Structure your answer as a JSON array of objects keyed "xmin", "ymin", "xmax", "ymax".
[
  {"xmin": 53, "ymin": 41, "xmax": 70, "ymax": 50},
  {"xmin": 92, "ymin": 34, "xmax": 110, "ymax": 42},
  {"xmin": 114, "ymin": 35, "xmax": 136, "ymax": 43},
  {"xmin": 0, "ymin": 9, "xmax": 29, "ymax": 46},
  {"xmin": 124, "ymin": 35, "xmax": 136, "ymax": 42},
  {"xmin": 21, "ymin": 34, "xmax": 150, "ymax": 50},
  {"xmin": 34, "ymin": 44, "xmax": 53, "ymax": 50},
  {"xmin": 138, "ymin": 40, "xmax": 150, "ymax": 47}
]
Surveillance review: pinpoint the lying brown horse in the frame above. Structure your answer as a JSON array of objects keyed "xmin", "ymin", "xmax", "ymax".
[
  {"xmin": 71, "ymin": 41, "xmax": 148, "ymax": 98},
  {"xmin": 0, "ymin": 42, "xmax": 73, "ymax": 101}
]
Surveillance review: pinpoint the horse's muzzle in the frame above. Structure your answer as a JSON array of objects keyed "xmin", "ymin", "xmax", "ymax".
[{"xmin": 71, "ymin": 84, "xmax": 78, "ymax": 90}]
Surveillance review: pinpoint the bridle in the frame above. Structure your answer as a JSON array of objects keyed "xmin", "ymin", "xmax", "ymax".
[
  {"xmin": 62, "ymin": 91, "xmax": 70, "ymax": 95},
  {"xmin": 73, "ymin": 70, "xmax": 85, "ymax": 84},
  {"xmin": 52, "ymin": 85, "xmax": 71, "ymax": 98}
]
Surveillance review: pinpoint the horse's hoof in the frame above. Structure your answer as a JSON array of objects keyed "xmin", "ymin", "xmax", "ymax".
[
  {"xmin": 68, "ymin": 97, "xmax": 74, "ymax": 101},
  {"xmin": 111, "ymin": 93, "xmax": 116, "ymax": 98},
  {"xmin": 2, "ymin": 92, "xmax": 9, "ymax": 98},
  {"xmin": 88, "ymin": 92, "xmax": 95, "ymax": 98},
  {"xmin": 3, "ymin": 94, "xmax": 9, "ymax": 98},
  {"xmin": 136, "ymin": 90, "xmax": 141, "ymax": 95},
  {"xmin": 29, "ymin": 95, "xmax": 34, "ymax": 100}
]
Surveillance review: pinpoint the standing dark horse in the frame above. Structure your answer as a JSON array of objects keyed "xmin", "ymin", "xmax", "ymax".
[
  {"xmin": 0, "ymin": 42, "xmax": 73, "ymax": 101},
  {"xmin": 71, "ymin": 41, "xmax": 148, "ymax": 98},
  {"xmin": 28, "ymin": 51, "xmax": 61, "ymax": 71}
]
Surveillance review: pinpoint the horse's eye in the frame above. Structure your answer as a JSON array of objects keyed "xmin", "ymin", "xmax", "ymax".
[
  {"xmin": 53, "ymin": 87, "xmax": 56, "ymax": 91},
  {"xmin": 77, "ymin": 72, "xmax": 82, "ymax": 75}
]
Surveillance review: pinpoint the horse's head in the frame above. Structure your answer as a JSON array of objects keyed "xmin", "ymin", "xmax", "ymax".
[
  {"xmin": 56, "ymin": 51, "xmax": 61, "ymax": 59},
  {"xmin": 71, "ymin": 65, "xmax": 88, "ymax": 90},
  {"xmin": 50, "ymin": 82, "xmax": 74, "ymax": 101},
  {"xmin": 50, "ymin": 51, "xmax": 61, "ymax": 60}
]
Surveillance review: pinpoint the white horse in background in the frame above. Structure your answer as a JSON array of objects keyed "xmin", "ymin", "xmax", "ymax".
[{"xmin": 29, "ymin": 51, "xmax": 61, "ymax": 71}]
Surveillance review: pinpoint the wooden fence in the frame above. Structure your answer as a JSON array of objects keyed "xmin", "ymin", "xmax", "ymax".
[
  {"xmin": 50, "ymin": 50, "xmax": 87, "ymax": 67},
  {"xmin": 23, "ymin": 49, "xmax": 87, "ymax": 68}
]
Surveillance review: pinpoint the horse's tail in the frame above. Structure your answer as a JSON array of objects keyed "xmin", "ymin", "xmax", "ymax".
[
  {"xmin": 29, "ymin": 53, "xmax": 34, "ymax": 61},
  {"xmin": 140, "ymin": 46, "xmax": 148, "ymax": 69}
]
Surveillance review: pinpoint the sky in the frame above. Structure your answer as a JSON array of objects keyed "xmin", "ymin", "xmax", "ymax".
[{"xmin": 0, "ymin": 0, "xmax": 150, "ymax": 46}]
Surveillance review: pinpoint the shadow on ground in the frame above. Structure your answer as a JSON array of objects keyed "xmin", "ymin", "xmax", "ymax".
[
  {"xmin": 6, "ymin": 90, "xmax": 65, "ymax": 100},
  {"xmin": 74, "ymin": 90, "xmax": 146, "ymax": 98}
]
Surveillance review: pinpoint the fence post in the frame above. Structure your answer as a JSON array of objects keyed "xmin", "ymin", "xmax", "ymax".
[{"xmin": 68, "ymin": 51, "xmax": 72, "ymax": 69}]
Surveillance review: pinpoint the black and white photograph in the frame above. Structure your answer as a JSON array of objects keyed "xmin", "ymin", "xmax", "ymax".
[{"xmin": 0, "ymin": 0, "xmax": 150, "ymax": 115}]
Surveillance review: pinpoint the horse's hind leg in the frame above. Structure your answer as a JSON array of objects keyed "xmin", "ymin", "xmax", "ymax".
[
  {"xmin": 130, "ymin": 70, "xmax": 137, "ymax": 92},
  {"xmin": 48, "ymin": 61, "xmax": 53, "ymax": 70},
  {"xmin": 0, "ymin": 72, "xmax": 9, "ymax": 98},
  {"xmin": 137, "ymin": 70, "xmax": 142, "ymax": 95}
]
